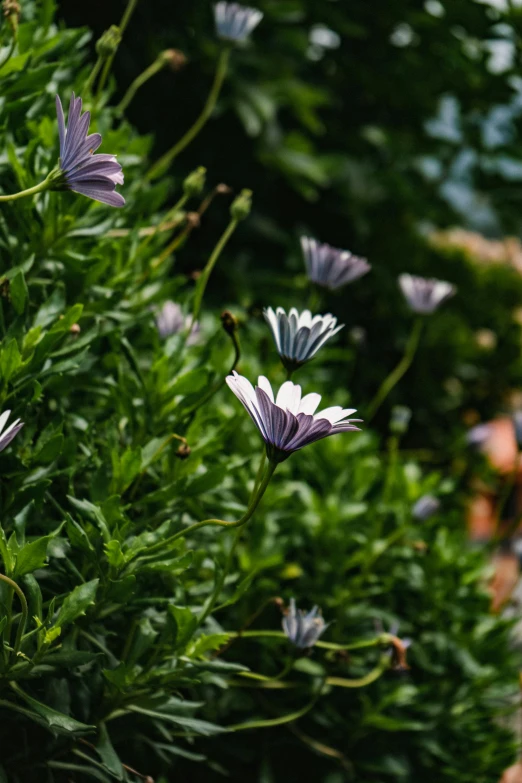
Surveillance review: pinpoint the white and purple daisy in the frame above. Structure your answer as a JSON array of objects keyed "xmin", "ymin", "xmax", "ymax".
[
  {"xmin": 214, "ymin": 2, "xmax": 263, "ymax": 43},
  {"xmin": 54, "ymin": 94, "xmax": 124, "ymax": 207},
  {"xmin": 301, "ymin": 236, "xmax": 370, "ymax": 291},
  {"xmin": 399, "ymin": 273, "xmax": 455, "ymax": 315},
  {"xmin": 226, "ymin": 371, "xmax": 361, "ymax": 462},
  {"xmin": 0, "ymin": 410, "xmax": 23, "ymax": 453},
  {"xmin": 282, "ymin": 598, "xmax": 327, "ymax": 649},
  {"xmin": 263, "ymin": 306, "xmax": 343, "ymax": 371},
  {"xmin": 156, "ymin": 301, "xmax": 200, "ymax": 345}
]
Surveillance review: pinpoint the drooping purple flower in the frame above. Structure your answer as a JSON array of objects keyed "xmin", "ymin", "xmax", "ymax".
[
  {"xmin": 54, "ymin": 94, "xmax": 124, "ymax": 207},
  {"xmin": 282, "ymin": 598, "xmax": 327, "ymax": 649},
  {"xmin": 156, "ymin": 301, "xmax": 200, "ymax": 345},
  {"xmin": 263, "ymin": 306, "xmax": 343, "ymax": 371},
  {"xmin": 214, "ymin": 2, "xmax": 263, "ymax": 42},
  {"xmin": 399, "ymin": 273, "xmax": 455, "ymax": 314},
  {"xmin": 226, "ymin": 371, "xmax": 361, "ymax": 462},
  {"xmin": 0, "ymin": 410, "xmax": 23, "ymax": 452},
  {"xmin": 412, "ymin": 494, "xmax": 440, "ymax": 520},
  {"xmin": 301, "ymin": 236, "xmax": 370, "ymax": 290}
]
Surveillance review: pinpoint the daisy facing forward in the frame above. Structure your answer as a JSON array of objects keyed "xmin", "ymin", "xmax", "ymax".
[
  {"xmin": 301, "ymin": 236, "xmax": 370, "ymax": 290},
  {"xmin": 54, "ymin": 94, "xmax": 125, "ymax": 207},
  {"xmin": 263, "ymin": 306, "xmax": 344, "ymax": 372},
  {"xmin": 226, "ymin": 372, "xmax": 361, "ymax": 462}
]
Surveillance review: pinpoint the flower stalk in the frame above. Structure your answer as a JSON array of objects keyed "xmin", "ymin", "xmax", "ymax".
[
  {"xmin": 116, "ymin": 52, "xmax": 171, "ymax": 115},
  {"xmin": 366, "ymin": 317, "xmax": 423, "ymax": 420},
  {"xmin": 147, "ymin": 47, "xmax": 231, "ymax": 181},
  {"xmin": 0, "ymin": 573, "xmax": 28, "ymax": 664}
]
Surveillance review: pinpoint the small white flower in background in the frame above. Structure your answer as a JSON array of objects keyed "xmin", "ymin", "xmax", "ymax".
[
  {"xmin": 226, "ymin": 371, "xmax": 361, "ymax": 462},
  {"xmin": 282, "ymin": 598, "xmax": 327, "ymax": 648},
  {"xmin": 263, "ymin": 306, "xmax": 344, "ymax": 371},
  {"xmin": 156, "ymin": 301, "xmax": 200, "ymax": 345},
  {"xmin": 214, "ymin": 2, "xmax": 263, "ymax": 43},
  {"xmin": 467, "ymin": 422, "xmax": 491, "ymax": 449},
  {"xmin": 301, "ymin": 236, "xmax": 370, "ymax": 290},
  {"xmin": 412, "ymin": 495, "xmax": 440, "ymax": 520},
  {"xmin": 0, "ymin": 410, "xmax": 24, "ymax": 453},
  {"xmin": 398, "ymin": 273, "xmax": 456, "ymax": 314}
]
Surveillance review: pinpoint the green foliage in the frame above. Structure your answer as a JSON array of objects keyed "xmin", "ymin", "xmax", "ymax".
[{"xmin": 0, "ymin": 1, "xmax": 519, "ymax": 783}]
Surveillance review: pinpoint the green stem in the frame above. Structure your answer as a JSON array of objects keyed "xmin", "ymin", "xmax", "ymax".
[
  {"xmin": 252, "ymin": 451, "xmax": 267, "ymax": 499},
  {"xmin": 126, "ymin": 460, "xmax": 277, "ymax": 564},
  {"xmin": 228, "ymin": 679, "xmax": 325, "ymax": 731},
  {"xmin": 116, "ymin": 54, "xmax": 167, "ymax": 115},
  {"xmin": 147, "ymin": 47, "xmax": 231, "ymax": 181},
  {"xmin": 84, "ymin": 55, "xmax": 104, "ymax": 96},
  {"xmin": 366, "ymin": 318, "xmax": 423, "ymax": 421},
  {"xmin": 0, "ymin": 574, "xmax": 28, "ymax": 661},
  {"xmin": 96, "ymin": 0, "xmax": 140, "ymax": 96},
  {"xmin": 326, "ymin": 656, "xmax": 390, "ymax": 688},
  {"xmin": 0, "ymin": 179, "xmax": 50, "ymax": 202},
  {"xmin": 189, "ymin": 216, "xmax": 238, "ymax": 329},
  {"xmin": 198, "ymin": 527, "xmax": 242, "ymax": 625}
]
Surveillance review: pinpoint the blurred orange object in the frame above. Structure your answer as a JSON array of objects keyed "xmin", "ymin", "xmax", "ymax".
[
  {"xmin": 500, "ymin": 763, "xmax": 522, "ymax": 783},
  {"xmin": 490, "ymin": 552, "xmax": 520, "ymax": 613}
]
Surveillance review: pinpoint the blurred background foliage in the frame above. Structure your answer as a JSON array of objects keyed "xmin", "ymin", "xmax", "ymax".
[{"xmin": 60, "ymin": 0, "xmax": 522, "ymax": 448}]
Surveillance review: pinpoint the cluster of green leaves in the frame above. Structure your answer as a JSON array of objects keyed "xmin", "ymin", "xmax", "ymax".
[{"xmin": 0, "ymin": 1, "xmax": 519, "ymax": 782}]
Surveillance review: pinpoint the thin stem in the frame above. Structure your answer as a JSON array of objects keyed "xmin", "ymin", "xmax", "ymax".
[
  {"xmin": 252, "ymin": 451, "xmax": 267, "ymax": 498},
  {"xmin": 326, "ymin": 656, "xmax": 390, "ymax": 688},
  {"xmin": 190, "ymin": 216, "xmax": 238, "ymax": 329},
  {"xmin": 0, "ymin": 179, "xmax": 50, "ymax": 202},
  {"xmin": 125, "ymin": 460, "xmax": 277, "ymax": 565},
  {"xmin": 116, "ymin": 54, "xmax": 167, "ymax": 115},
  {"xmin": 84, "ymin": 55, "xmax": 104, "ymax": 96},
  {"xmin": 147, "ymin": 47, "xmax": 231, "ymax": 181},
  {"xmin": 96, "ymin": 0, "xmax": 140, "ymax": 96},
  {"xmin": 198, "ymin": 527, "xmax": 242, "ymax": 625},
  {"xmin": 228, "ymin": 678, "xmax": 325, "ymax": 731},
  {"xmin": 366, "ymin": 318, "xmax": 423, "ymax": 421},
  {"xmin": 0, "ymin": 574, "xmax": 28, "ymax": 661}
]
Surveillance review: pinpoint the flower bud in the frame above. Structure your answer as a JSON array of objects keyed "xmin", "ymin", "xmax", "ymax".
[
  {"xmin": 176, "ymin": 443, "xmax": 191, "ymax": 459},
  {"xmin": 70, "ymin": 323, "xmax": 81, "ymax": 336},
  {"xmin": 3, "ymin": 0, "xmax": 21, "ymax": 32},
  {"xmin": 230, "ymin": 188, "xmax": 252, "ymax": 221},
  {"xmin": 161, "ymin": 48, "xmax": 187, "ymax": 71},
  {"xmin": 183, "ymin": 167, "xmax": 206, "ymax": 198},
  {"xmin": 96, "ymin": 25, "xmax": 122, "ymax": 58},
  {"xmin": 221, "ymin": 310, "xmax": 238, "ymax": 335}
]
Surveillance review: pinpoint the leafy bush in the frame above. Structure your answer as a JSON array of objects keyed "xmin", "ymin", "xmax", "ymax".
[{"xmin": 0, "ymin": 2, "xmax": 519, "ymax": 782}]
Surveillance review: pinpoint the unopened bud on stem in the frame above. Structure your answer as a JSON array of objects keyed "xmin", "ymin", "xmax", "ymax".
[
  {"xmin": 96, "ymin": 25, "xmax": 122, "ymax": 58},
  {"xmin": 221, "ymin": 310, "xmax": 238, "ymax": 335},
  {"xmin": 230, "ymin": 189, "xmax": 252, "ymax": 221},
  {"xmin": 183, "ymin": 166, "xmax": 207, "ymax": 198}
]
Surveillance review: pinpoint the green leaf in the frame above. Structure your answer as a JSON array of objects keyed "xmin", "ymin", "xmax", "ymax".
[
  {"xmin": 168, "ymin": 605, "xmax": 198, "ymax": 652},
  {"xmin": 32, "ymin": 432, "xmax": 64, "ymax": 465},
  {"xmin": 187, "ymin": 633, "xmax": 230, "ymax": 659},
  {"xmin": 0, "ymin": 339, "xmax": 21, "ymax": 383},
  {"xmin": 9, "ymin": 270, "xmax": 28, "ymax": 314},
  {"xmin": 104, "ymin": 540, "xmax": 125, "ymax": 570},
  {"xmin": 96, "ymin": 724, "xmax": 124, "ymax": 779},
  {"xmin": 128, "ymin": 705, "xmax": 227, "ymax": 735},
  {"xmin": 14, "ymin": 526, "xmax": 62, "ymax": 577},
  {"xmin": 9, "ymin": 684, "xmax": 95, "ymax": 736},
  {"xmin": 185, "ymin": 466, "xmax": 228, "ymax": 497},
  {"xmin": 168, "ymin": 369, "xmax": 209, "ymax": 397},
  {"xmin": 53, "ymin": 579, "xmax": 99, "ymax": 629}
]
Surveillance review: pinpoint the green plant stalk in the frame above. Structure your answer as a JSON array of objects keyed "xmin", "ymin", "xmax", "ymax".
[
  {"xmin": 0, "ymin": 574, "xmax": 28, "ymax": 663},
  {"xmin": 326, "ymin": 655, "xmax": 390, "ymax": 688},
  {"xmin": 147, "ymin": 47, "xmax": 231, "ymax": 181},
  {"xmin": 96, "ymin": 0, "xmax": 140, "ymax": 96},
  {"xmin": 228, "ymin": 678, "xmax": 325, "ymax": 731},
  {"xmin": 84, "ymin": 55, "xmax": 104, "ymax": 95},
  {"xmin": 189, "ymin": 216, "xmax": 238, "ymax": 332},
  {"xmin": 127, "ymin": 460, "xmax": 277, "ymax": 564},
  {"xmin": 366, "ymin": 317, "xmax": 424, "ymax": 420},
  {"xmin": 228, "ymin": 630, "xmax": 392, "ymax": 653},
  {"xmin": 0, "ymin": 179, "xmax": 51, "ymax": 202},
  {"xmin": 0, "ymin": 36, "xmax": 16, "ymax": 72},
  {"xmin": 116, "ymin": 54, "xmax": 167, "ymax": 114}
]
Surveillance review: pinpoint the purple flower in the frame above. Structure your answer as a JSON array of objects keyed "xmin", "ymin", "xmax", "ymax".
[
  {"xmin": 282, "ymin": 598, "xmax": 327, "ymax": 649},
  {"xmin": 467, "ymin": 423, "xmax": 490, "ymax": 449},
  {"xmin": 0, "ymin": 410, "xmax": 23, "ymax": 453},
  {"xmin": 412, "ymin": 494, "xmax": 440, "ymax": 520},
  {"xmin": 54, "ymin": 94, "xmax": 124, "ymax": 207},
  {"xmin": 263, "ymin": 307, "xmax": 343, "ymax": 371},
  {"xmin": 399, "ymin": 273, "xmax": 455, "ymax": 314},
  {"xmin": 226, "ymin": 371, "xmax": 361, "ymax": 462},
  {"xmin": 156, "ymin": 301, "xmax": 200, "ymax": 345},
  {"xmin": 214, "ymin": 2, "xmax": 263, "ymax": 42},
  {"xmin": 301, "ymin": 236, "xmax": 370, "ymax": 290}
]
